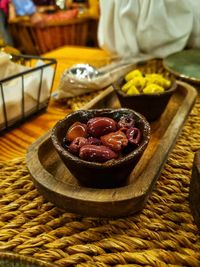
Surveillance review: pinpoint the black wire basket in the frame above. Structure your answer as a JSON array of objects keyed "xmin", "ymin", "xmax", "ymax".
[{"xmin": 0, "ymin": 54, "xmax": 57, "ymax": 133}]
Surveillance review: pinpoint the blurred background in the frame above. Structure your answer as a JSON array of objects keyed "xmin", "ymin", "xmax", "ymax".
[{"xmin": 0, "ymin": 0, "xmax": 99, "ymax": 55}]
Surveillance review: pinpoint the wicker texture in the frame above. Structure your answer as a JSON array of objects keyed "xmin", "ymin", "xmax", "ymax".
[
  {"xmin": 0, "ymin": 252, "xmax": 56, "ymax": 267},
  {"xmin": 9, "ymin": 18, "xmax": 89, "ymax": 55},
  {"xmin": 0, "ymin": 98, "xmax": 200, "ymax": 266}
]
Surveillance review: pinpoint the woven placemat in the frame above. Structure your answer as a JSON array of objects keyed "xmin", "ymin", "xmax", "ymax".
[{"xmin": 0, "ymin": 98, "xmax": 200, "ymax": 267}]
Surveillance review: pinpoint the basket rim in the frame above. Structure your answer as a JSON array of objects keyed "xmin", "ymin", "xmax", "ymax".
[{"xmin": 0, "ymin": 54, "xmax": 57, "ymax": 83}]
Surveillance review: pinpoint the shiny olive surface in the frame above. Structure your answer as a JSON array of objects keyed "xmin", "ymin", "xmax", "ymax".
[
  {"xmin": 87, "ymin": 117, "xmax": 117, "ymax": 138},
  {"xmin": 63, "ymin": 113, "xmax": 145, "ymax": 163},
  {"xmin": 101, "ymin": 130, "xmax": 128, "ymax": 152},
  {"xmin": 79, "ymin": 144, "xmax": 118, "ymax": 162},
  {"xmin": 66, "ymin": 122, "xmax": 87, "ymax": 141}
]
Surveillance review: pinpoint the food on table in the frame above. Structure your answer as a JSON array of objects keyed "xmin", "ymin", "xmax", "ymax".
[
  {"xmin": 87, "ymin": 137, "xmax": 101, "ymax": 145},
  {"xmin": 66, "ymin": 121, "xmax": 87, "ymax": 141},
  {"xmin": 126, "ymin": 85, "xmax": 140, "ymax": 95},
  {"xmin": 126, "ymin": 127, "xmax": 141, "ymax": 145},
  {"xmin": 130, "ymin": 76, "xmax": 146, "ymax": 90},
  {"xmin": 87, "ymin": 117, "xmax": 117, "ymax": 138},
  {"xmin": 143, "ymin": 84, "xmax": 164, "ymax": 94},
  {"xmin": 79, "ymin": 145, "xmax": 118, "ymax": 162},
  {"xmin": 117, "ymin": 114, "xmax": 135, "ymax": 129},
  {"xmin": 122, "ymin": 79, "xmax": 135, "ymax": 92},
  {"xmin": 122, "ymin": 69, "xmax": 171, "ymax": 95},
  {"xmin": 68, "ymin": 137, "xmax": 88, "ymax": 155},
  {"xmin": 63, "ymin": 114, "xmax": 142, "ymax": 163},
  {"xmin": 146, "ymin": 73, "xmax": 171, "ymax": 88},
  {"xmin": 125, "ymin": 69, "xmax": 143, "ymax": 82},
  {"xmin": 101, "ymin": 130, "xmax": 128, "ymax": 152}
]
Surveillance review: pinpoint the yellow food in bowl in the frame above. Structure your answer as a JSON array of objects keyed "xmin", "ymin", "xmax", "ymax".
[
  {"xmin": 146, "ymin": 73, "xmax": 171, "ymax": 89},
  {"xmin": 121, "ymin": 79, "xmax": 135, "ymax": 92},
  {"xmin": 130, "ymin": 76, "xmax": 146, "ymax": 90},
  {"xmin": 127, "ymin": 85, "xmax": 140, "ymax": 95},
  {"xmin": 143, "ymin": 84, "xmax": 165, "ymax": 94},
  {"xmin": 125, "ymin": 69, "xmax": 143, "ymax": 82},
  {"xmin": 122, "ymin": 69, "xmax": 171, "ymax": 95}
]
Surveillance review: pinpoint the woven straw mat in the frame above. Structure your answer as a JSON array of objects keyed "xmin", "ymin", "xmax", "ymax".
[{"xmin": 0, "ymin": 96, "xmax": 200, "ymax": 267}]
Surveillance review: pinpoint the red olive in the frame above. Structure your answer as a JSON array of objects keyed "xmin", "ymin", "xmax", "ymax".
[
  {"xmin": 126, "ymin": 127, "xmax": 141, "ymax": 145},
  {"xmin": 79, "ymin": 144, "xmax": 118, "ymax": 162},
  {"xmin": 101, "ymin": 130, "xmax": 128, "ymax": 152},
  {"xmin": 118, "ymin": 114, "xmax": 135, "ymax": 129},
  {"xmin": 87, "ymin": 117, "xmax": 117, "ymax": 138},
  {"xmin": 87, "ymin": 137, "xmax": 102, "ymax": 146},
  {"xmin": 68, "ymin": 137, "xmax": 88, "ymax": 155},
  {"xmin": 66, "ymin": 122, "xmax": 87, "ymax": 141}
]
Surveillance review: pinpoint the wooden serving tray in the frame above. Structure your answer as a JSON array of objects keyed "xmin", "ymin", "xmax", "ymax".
[{"xmin": 26, "ymin": 81, "xmax": 197, "ymax": 217}]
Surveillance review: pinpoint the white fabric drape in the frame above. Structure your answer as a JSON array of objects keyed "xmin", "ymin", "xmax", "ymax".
[{"xmin": 98, "ymin": 0, "xmax": 200, "ymax": 59}]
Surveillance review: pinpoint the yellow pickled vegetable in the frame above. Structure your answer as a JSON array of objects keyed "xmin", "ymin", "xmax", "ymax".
[
  {"xmin": 127, "ymin": 85, "xmax": 140, "ymax": 95},
  {"xmin": 146, "ymin": 74, "xmax": 171, "ymax": 89},
  {"xmin": 125, "ymin": 69, "xmax": 143, "ymax": 82},
  {"xmin": 131, "ymin": 76, "xmax": 146, "ymax": 90},
  {"xmin": 143, "ymin": 84, "xmax": 165, "ymax": 94},
  {"xmin": 121, "ymin": 69, "xmax": 171, "ymax": 95},
  {"xmin": 162, "ymin": 79, "xmax": 171, "ymax": 88},
  {"xmin": 121, "ymin": 79, "xmax": 135, "ymax": 92}
]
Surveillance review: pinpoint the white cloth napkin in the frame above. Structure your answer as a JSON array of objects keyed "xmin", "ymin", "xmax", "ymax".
[{"xmin": 0, "ymin": 52, "xmax": 54, "ymax": 126}]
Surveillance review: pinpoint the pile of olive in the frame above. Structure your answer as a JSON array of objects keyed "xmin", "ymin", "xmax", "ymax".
[
  {"xmin": 122, "ymin": 69, "xmax": 171, "ymax": 95},
  {"xmin": 63, "ymin": 115, "xmax": 142, "ymax": 163}
]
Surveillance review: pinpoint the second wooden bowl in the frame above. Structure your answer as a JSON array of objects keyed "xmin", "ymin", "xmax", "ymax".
[{"xmin": 113, "ymin": 77, "xmax": 177, "ymax": 122}]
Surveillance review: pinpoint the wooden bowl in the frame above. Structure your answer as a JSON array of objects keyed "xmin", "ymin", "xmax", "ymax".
[
  {"xmin": 51, "ymin": 108, "xmax": 150, "ymax": 189},
  {"xmin": 113, "ymin": 76, "xmax": 177, "ymax": 122}
]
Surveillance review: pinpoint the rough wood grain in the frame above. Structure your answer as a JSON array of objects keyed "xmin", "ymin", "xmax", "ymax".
[{"xmin": 26, "ymin": 81, "xmax": 197, "ymax": 217}]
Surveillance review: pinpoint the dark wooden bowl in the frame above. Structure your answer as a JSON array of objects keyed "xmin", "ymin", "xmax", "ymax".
[
  {"xmin": 51, "ymin": 108, "xmax": 150, "ymax": 189},
  {"xmin": 113, "ymin": 77, "xmax": 177, "ymax": 122}
]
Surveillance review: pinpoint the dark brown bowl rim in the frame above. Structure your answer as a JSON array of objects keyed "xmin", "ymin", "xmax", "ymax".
[
  {"xmin": 113, "ymin": 77, "xmax": 177, "ymax": 98},
  {"xmin": 51, "ymin": 108, "xmax": 151, "ymax": 169}
]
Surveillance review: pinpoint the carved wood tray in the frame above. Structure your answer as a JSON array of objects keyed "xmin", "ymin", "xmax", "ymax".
[{"xmin": 26, "ymin": 81, "xmax": 197, "ymax": 217}]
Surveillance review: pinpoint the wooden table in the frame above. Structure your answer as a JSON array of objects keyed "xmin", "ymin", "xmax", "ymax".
[
  {"xmin": 0, "ymin": 46, "xmax": 199, "ymax": 266},
  {"xmin": 0, "ymin": 46, "xmax": 111, "ymax": 161}
]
